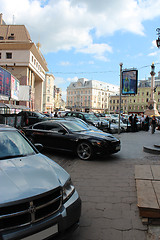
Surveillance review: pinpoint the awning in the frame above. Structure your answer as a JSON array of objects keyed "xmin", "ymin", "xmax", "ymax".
[{"xmin": 0, "ymin": 103, "xmax": 30, "ymax": 110}]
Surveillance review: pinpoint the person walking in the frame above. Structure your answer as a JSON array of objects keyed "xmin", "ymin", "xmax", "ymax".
[
  {"xmin": 151, "ymin": 115, "xmax": 157, "ymax": 134},
  {"xmin": 140, "ymin": 114, "xmax": 145, "ymax": 130},
  {"xmin": 133, "ymin": 114, "xmax": 138, "ymax": 132},
  {"xmin": 144, "ymin": 115, "xmax": 149, "ymax": 131},
  {"xmin": 129, "ymin": 114, "xmax": 134, "ymax": 132}
]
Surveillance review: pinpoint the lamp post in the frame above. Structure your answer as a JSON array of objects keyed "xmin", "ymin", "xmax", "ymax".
[
  {"xmin": 118, "ymin": 62, "xmax": 123, "ymax": 134},
  {"xmin": 150, "ymin": 62, "xmax": 155, "ymax": 101},
  {"xmin": 144, "ymin": 62, "xmax": 159, "ymax": 116}
]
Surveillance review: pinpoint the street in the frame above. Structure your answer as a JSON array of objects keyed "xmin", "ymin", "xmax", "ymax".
[{"xmin": 43, "ymin": 130, "xmax": 160, "ymax": 240}]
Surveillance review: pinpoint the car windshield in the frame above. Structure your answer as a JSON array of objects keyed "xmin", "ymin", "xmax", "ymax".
[
  {"xmin": 0, "ymin": 130, "xmax": 36, "ymax": 160},
  {"xmin": 83, "ymin": 114, "xmax": 98, "ymax": 121},
  {"xmin": 35, "ymin": 112, "xmax": 46, "ymax": 118},
  {"xmin": 62, "ymin": 121, "xmax": 89, "ymax": 132}
]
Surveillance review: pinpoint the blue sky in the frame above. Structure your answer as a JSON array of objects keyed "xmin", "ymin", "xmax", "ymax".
[{"xmin": 1, "ymin": 0, "xmax": 160, "ymax": 100}]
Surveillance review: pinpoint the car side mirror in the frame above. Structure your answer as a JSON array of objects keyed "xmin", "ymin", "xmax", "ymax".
[
  {"xmin": 58, "ymin": 129, "xmax": 67, "ymax": 134},
  {"xmin": 34, "ymin": 143, "xmax": 43, "ymax": 152}
]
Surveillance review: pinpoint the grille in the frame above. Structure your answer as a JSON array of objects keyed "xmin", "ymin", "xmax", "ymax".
[{"xmin": 0, "ymin": 188, "xmax": 62, "ymax": 231}]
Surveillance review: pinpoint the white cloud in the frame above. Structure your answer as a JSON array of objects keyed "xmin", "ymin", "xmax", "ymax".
[
  {"xmin": 148, "ymin": 51, "xmax": 158, "ymax": 57},
  {"xmin": 60, "ymin": 61, "xmax": 71, "ymax": 66},
  {"xmin": 2, "ymin": 0, "xmax": 160, "ymax": 59},
  {"xmin": 67, "ymin": 76, "xmax": 78, "ymax": 82}
]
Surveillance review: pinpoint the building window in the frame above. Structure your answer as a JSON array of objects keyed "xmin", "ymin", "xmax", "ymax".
[
  {"xmin": 47, "ymin": 97, "xmax": 50, "ymax": 102},
  {"xmin": 6, "ymin": 52, "xmax": 12, "ymax": 59},
  {"xmin": 0, "ymin": 53, "xmax": 1, "ymax": 59}
]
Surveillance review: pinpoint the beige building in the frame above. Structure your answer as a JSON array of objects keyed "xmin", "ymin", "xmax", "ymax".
[
  {"xmin": 54, "ymin": 86, "xmax": 65, "ymax": 110},
  {"xmin": 43, "ymin": 73, "xmax": 55, "ymax": 113},
  {"xmin": 66, "ymin": 78, "xmax": 119, "ymax": 113},
  {"xmin": 109, "ymin": 82, "xmax": 160, "ymax": 115},
  {"xmin": 0, "ymin": 14, "xmax": 48, "ymax": 111}
]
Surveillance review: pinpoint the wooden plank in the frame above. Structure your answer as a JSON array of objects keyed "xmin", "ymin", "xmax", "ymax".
[
  {"xmin": 136, "ymin": 179, "xmax": 158, "ymax": 209},
  {"xmin": 135, "ymin": 165, "xmax": 153, "ymax": 180},
  {"xmin": 151, "ymin": 165, "xmax": 160, "ymax": 180},
  {"xmin": 153, "ymin": 181, "xmax": 160, "ymax": 207}
]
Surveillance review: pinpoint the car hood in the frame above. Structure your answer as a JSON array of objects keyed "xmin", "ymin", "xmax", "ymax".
[
  {"xmin": 76, "ymin": 130, "xmax": 119, "ymax": 141},
  {"xmin": 0, "ymin": 154, "xmax": 69, "ymax": 204}
]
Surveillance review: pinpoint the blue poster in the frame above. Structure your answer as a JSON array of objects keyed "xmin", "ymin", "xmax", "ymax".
[
  {"xmin": 0, "ymin": 67, "xmax": 11, "ymax": 97},
  {"xmin": 122, "ymin": 70, "xmax": 138, "ymax": 95}
]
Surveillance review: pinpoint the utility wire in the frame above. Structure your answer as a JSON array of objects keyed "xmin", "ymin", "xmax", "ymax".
[{"xmin": 54, "ymin": 63, "xmax": 160, "ymax": 75}]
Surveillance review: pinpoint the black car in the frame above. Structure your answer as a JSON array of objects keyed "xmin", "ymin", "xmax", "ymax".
[
  {"xmin": 0, "ymin": 124, "xmax": 81, "ymax": 240},
  {"xmin": 64, "ymin": 111, "xmax": 109, "ymax": 132},
  {"xmin": 23, "ymin": 120, "xmax": 121, "ymax": 160},
  {"xmin": 18, "ymin": 111, "xmax": 51, "ymax": 126}
]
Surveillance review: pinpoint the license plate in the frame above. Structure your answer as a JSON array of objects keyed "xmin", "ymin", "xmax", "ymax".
[{"xmin": 21, "ymin": 224, "xmax": 58, "ymax": 240}]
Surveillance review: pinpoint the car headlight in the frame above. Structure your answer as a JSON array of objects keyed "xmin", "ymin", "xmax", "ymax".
[{"xmin": 63, "ymin": 178, "xmax": 75, "ymax": 203}]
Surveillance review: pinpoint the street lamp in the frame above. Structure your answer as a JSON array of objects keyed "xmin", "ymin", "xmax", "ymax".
[{"xmin": 150, "ymin": 62, "xmax": 155, "ymax": 102}]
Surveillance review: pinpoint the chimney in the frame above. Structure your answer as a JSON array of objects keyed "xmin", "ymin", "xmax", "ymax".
[{"xmin": 0, "ymin": 13, "xmax": 3, "ymax": 25}]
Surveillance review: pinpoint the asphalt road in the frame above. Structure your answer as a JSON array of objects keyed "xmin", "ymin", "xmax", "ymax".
[{"xmin": 43, "ymin": 129, "xmax": 160, "ymax": 240}]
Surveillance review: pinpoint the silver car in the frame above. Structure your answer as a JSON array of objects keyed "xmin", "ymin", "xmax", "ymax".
[{"xmin": 0, "ymin": 125, "xmax": 81, "ymax": 240}]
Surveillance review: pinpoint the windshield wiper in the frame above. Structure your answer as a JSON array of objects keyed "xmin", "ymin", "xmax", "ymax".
[{"xmin": 0, "ymin": 154, "xmax": 27, "ymax": 160}]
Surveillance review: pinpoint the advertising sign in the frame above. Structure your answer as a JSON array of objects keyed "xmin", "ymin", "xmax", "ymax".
[
  {"xmin": 11, "ymin": 75, "xmax": 19, "ymax": 100},
  {"xmin": 0, "ymin": 67, "xmax": 11, "ymax": 97},
  {"xmin": 122, "ymin": 69, "xmax": 138, "ymax": 95}
]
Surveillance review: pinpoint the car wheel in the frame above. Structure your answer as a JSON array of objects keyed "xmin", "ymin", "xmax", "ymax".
[{"xmin": 76, "ymin": 142, "xmax": 93, "ymax": 160}]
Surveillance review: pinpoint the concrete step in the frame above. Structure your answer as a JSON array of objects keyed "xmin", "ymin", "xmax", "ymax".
[{"xmin": 143, "ymin": 146, "xmax": 160, "ymax": 154}]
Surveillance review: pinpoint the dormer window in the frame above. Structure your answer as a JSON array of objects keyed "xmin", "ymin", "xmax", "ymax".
[
  {"xmin": 0, "ymin": 36, "xmax": 4, "ymax": 40},
  {"xmin": 8, "ymin": 33, "xmax": 15, "ymax": 40}
]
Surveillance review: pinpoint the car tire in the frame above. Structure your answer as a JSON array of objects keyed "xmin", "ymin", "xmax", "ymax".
[{"xmin": 76, "ymin": 142, "xmax": 93, "ymax": 160}]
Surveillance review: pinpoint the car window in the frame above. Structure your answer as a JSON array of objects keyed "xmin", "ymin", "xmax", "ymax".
[
  {"xmin": 50, "ymin": 123, "xmax": 64, "ymax": 132},
  {"xmin": 62, "ymin": 121, "xmax": 87, "ymax": 132},
  {"xmin": 33, "ymin": 122, "xmax": 47, "ymax": 130},
  {"xmin": 0, "ymin": 130, "xmax": 36, "ymax": 159},
  {"xmin": 66, "ymin": 112, "xmax": 72, "ymax": 116},
  {"xmin": 78, "ymin": 114, "xmax": 84, "ymax": 119},
  {"xmin": 72, "ymin": 113, "xmax": 77, "ymax": 117}
]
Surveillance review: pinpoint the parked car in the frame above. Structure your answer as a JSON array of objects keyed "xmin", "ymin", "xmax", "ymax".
[
  {"xmin": 22, "ymin": 120, "xmax": 121, "ymax": 160},
  {"xmin": 18, "ymin": 111, "xmax": 51, "ymax": 126},
  {"xmin": 63, "ymin": 117, "xmax": 101, "ymax": 131},
  {"xmin": 0, "ymin": 124, "xmax": 81, "ymax": 240},
  {"xmin": 110, "ymin": 118, "xmax": 130, "ymax": 132},
  {"xmin": 64, "ymin": 111, "xmax": 109, "ymax": 132}
]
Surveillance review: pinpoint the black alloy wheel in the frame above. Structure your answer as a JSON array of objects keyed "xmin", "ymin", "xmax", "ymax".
[{"xmin": 76, "ymin": 142, "xmax": 93, "ymax": 160}]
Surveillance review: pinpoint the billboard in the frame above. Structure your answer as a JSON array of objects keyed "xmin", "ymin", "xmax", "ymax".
[
  {"xmin": 0, "ymin": 67, "xmax": 11, "ymax": 97},
  {"xmin": 122, "ymin": 69, "xmax": 138, "ymax": 95},
  {"xmin": 11, "ymin": 75, "xmax": 19, "ymax": 100}
]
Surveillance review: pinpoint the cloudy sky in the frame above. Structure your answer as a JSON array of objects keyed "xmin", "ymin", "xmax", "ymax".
[{"xmin": 1, "ymin": 0, "xmax": 160, "ymax": 100}]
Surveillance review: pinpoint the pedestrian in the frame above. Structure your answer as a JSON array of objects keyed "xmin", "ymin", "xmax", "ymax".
[
  {"xmin": 133, "ymin": 114, "xmax": 138, "ymax": 132},
  {"xmin": 50, "ymin": 111, "xmax": 54, "ymax": 118},
  {"xmin": 151, "ymin": 115, "xmax": 157, "ymax": 134},
  {"xmin": 140, "ymin": 114, "xmax": 145, "ymax": 130},
  {"xmin": 144, "ymin": 115, "xmax": 149, "ymax": 131},
  {"xmin": 129, "ymin": 114, "xmax": 134, "ymax": 132},
  {"xmin": 54, "ymin": 111, "xmax": 58, "ymax": 117}
]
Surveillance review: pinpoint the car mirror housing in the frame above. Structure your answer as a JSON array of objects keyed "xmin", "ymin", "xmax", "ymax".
[{"xmin": 34, "ymin": 143, "xmax": 43, "ymax": 152}]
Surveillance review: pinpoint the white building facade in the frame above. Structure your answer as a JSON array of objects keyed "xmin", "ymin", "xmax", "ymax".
[{"xmin": 66, "ymin": 78, "xmax": 119, "ymax": 113}]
